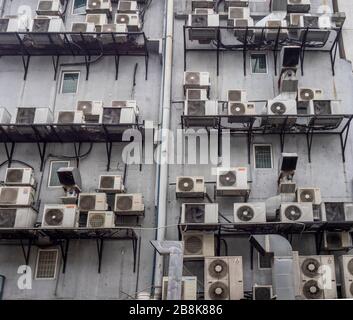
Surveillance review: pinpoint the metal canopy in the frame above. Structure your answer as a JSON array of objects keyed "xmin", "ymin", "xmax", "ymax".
[
  {"xmin": 183, "ymin": 25, "xmax": 343, "ymax": 76},
  {"xmin": 0, "ymin": 227, "xmax": 138, "ymax": 274},
  {"xmin": 181, "ymin": 114, "xmax": 353, "ymax": 163},
  {"xmin": 0, "ymin": 31, "xmax": 149, "ymax": 80}
]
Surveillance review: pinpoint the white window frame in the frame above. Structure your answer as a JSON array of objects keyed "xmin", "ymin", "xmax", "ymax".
[
  {"xmin": 71, "ymin": 0, "xmax": 87, "ymax": 16},
  {"xmin": 60, "ymin": 71, "xmax": 80, "ymax": 94},
  {"xmin": 35, "ymin": 249, "xmax": 59, "ymax": 280},
  {"xmin": 253, "ymin": 144, "xmax": 273, "ymax": 169},
  {"xmin": 250, "ymin": 53, "xmax": 268, "ymax": 74},
  {"xmin": 48, "ymin": 160, "xmax": 70, "ymax": 188}
]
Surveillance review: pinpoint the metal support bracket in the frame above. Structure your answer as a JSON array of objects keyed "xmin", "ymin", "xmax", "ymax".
[
  {"xmin": 73, "ymin": 142, "xmax": 82, "ymax": 167},
  {"xmin": 52, "ymin": 55, "xmax": 60, "ymax": 81},
  {"xmin": 36, "ymin": 142, "xmax": 47, "ymax": 172},
  {"xmin": 20, "ymin": 239, "xmax": 33, "ymax": 266},
  {"xmin": 96, "ymin": 238, "xmax": 104, "ymax": 273},
  {"xmin": 3, "ymin": 142, "xmax": 15, "ymax": 167},
  {"xmin": 339, "ymin": 116, "xmax": 353, "ymax": 162},
  {"xmin": 59, "ymin": 239, "xmax": 70, "ymax": 274}
]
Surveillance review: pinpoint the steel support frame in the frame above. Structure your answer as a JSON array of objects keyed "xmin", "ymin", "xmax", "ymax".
[
  {"xmin": 183, "ymin": 25, "xmax": 342, "ymax": 77},
  {"xmin": 59, "ymin": 239, "xmax": 70, "ymax": 274},
  {"xmin": 20, "ymin": 239, "xmax": 33, "ymax": 266},
  {"xmin": 3, "ymin": 142, "xmax": 15, "ymax": 167}
]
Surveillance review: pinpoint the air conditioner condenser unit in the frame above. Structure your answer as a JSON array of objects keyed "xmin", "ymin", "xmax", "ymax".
[
  {"xmin": 322, "ymin": 231, "xmax": 352, "ymax": 251},
  {"xmin": 162, "ymin": 276, "xmax": 197, "ymax": 300},
  {"xmin": 296, "ymin": 187, "xmax": 322, "ymax": 205},
  {"xmin": 42, "ymin": 204, "xmax": 79, "ymax": 228},
  {"xmin": 339, "ymin": 255, "xmax": 353, "ymax": 298},
  {"xmin": 287, "ymin": 0, "xmax": 311, "ymax": 14},
  {"xmin": 184, "ymin": 100, "xmax": 218, "ymax": 127},
  {"xmin": 55, "ymin": 111, "xmax": 84, "ymax": 124},
  {"xmin": 86, "ymin": 0, "xmax": 112, "ymax": 15},
  {"xmin": 5, "ymin": 168, "xmax": 36, "ymax": 187},
  {"xmin": 181, "ymin": 203, "xmax": 218, "ymax": 229},
  {"xmin": 0, "ymin": 207, "xmax": 37, "ymax": 228},
  {"xmin": 176, "ymin": 176, "xmax": 205, "ymax": 198},
  {"xmin": 114, "ymin": 193, "xmax": 144, "ymax": 215},
  {"xmin": 183, "ymin": 231, "xmax": 214, "ymax": 259},
  {"xmin": 263, "ymin": 99, "xmax": 297, "ymax": 127},
  {"xmin": 233, "ymin": 202, "xmax": 266, "ymax": 223},
  {"xmin": 78, "ymin": 193, "xmax": 108, "ymax": 211},
  {"xmin": 115, "ymin": 13, "xmax": 141, "ymax": 32},
  {"xmin": 87, "ymin": 211, "xmax": 115, "ymax": 228},
  {"xmin": 309, "ymin": 100, "xmax": 343, "ymax": 127},
  {"xmin": 118, "ymin": 1, "xmax": 138, "ymax": 13},
  {"xmin": 36, "ymin": 0, "xmax": 62, "ymax": 16},
  {"xmin": 13, "ymin": 107, "xmax": 53, "ymax": 124},
  {"xmin": 184, "ymin": 71, "xmax": 210, "ymax": 92},
  {"xmin": 98, "ymin": 175, "xmax": 125, "ymax": 193},
  {"xmin": 188, "ymin": 14, "xmax": 220, "ymax": 43},
  {"xmin": 186, "ymin": 89, "xmax": 208, "ymax": 101},
  {"xmin": 76, "ymin": 100, "xmax": 103, "ymax": 123},
  {"xmin": 216, "ymin": 167, "xmax": 249, "ymax": 197},
  {"xmin": 280, "ymin": 203, "xmax": 313, "ymax": 222},
  {"xmin": 0, "ymin": 187, "xmax": 35, "ymax": 206}
]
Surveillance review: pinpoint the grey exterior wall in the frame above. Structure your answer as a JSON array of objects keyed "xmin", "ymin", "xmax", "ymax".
[{"xmin": 0, "ymin": 0, "xmax": 352, "ymax": 299}]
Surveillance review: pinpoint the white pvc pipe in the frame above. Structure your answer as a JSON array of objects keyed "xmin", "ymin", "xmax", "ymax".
[{"xmin": 153, "ymin": 0, "xmax": 174, "ymax": 298}]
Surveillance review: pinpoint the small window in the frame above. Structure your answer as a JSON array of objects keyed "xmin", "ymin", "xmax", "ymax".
[
  {"xmin": 72, "ymin": 0, "xmax": 87, "ymax": 14},
  {"xmin": 60, "ymin": 72, "xmax": 79, "ymax": 94},
  {"xmin": 35, "ymin": 249, "xmax": 58, "ymax": 280},
  {"xmin": 254, "ymin": 145, "xmax": 272, "ymax": 169},
  {"xmin": 48, "ymin": 161, "xmax": 70, "ymax": 187},
  {"xmin": 251, "ymin": 54, "xmax": 267, "ymax": 74}
]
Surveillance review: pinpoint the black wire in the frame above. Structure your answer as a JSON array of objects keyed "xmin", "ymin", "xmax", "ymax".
[{"xmin": 0, "ymin": 159, "xmax": 34, "ymax": 170}]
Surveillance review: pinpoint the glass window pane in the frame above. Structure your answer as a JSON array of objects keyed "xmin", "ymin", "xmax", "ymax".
[
  {"xmin": 251, "ymin": 54, "xmax": 267, "ymax": 74},
  {"xmin": 255, "ymin": 146, "xmax": 272, "ymax": 168},
  {"xmin": 49, "ymin": 161, "xmax": 69, "ymax": 187},
  {"xmin": 61, "ymin": 72, "xmax": 79, "ymax": 94},
  {"xmin": 73, "ymin": 0, "xmax": 87, "ymax": 14}
]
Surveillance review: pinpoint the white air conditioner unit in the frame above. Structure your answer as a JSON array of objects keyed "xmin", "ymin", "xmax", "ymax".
[
  {"xmin": 114, "ymin": 193, "xmax": 144, "ymax": 215},
  {"xmin": 265, "ymin": 20, "xmax": 288, "ymax": 41},
  {"xmin": 309, "ymin": 100, "xmax": 343, "ymax": 127},
  {"xmin": 115, "ymin": 13, "xmax": 141, "ymax": 32},
  {"xmin": 299, "ymin": 255, "xmax": 337, "ymax": 299},
  {"xmin": 86, "ymin": 0, "xmax": 112, "ymax": 15},
  {"xmin": 298, "ymin": 88, "xmax": 323, "ymax": 101},
  {"xmin": 85, "ymin": 13, "xmax": 108, "ymax": 26},
  {"xmin": 176, "ymin": 176, "xmax": 205, "ymax": 198},
  {"xmin": 78, "ymin": 193, "xmax": 108, "ymax": 211},
  {"xmin": 186, "ymin": 89, "xmax": 208, "ymax": 101},
  {"xmin": 264, "ymin": 99, "xmax": 297, "ymax": 126},
  {"xmin": 98, "ymin": 175, "xmax": 124, "ymax": 193},
  {"xmin": 194, "ymin": 8, "xmax": 214, "ymax": 14},
  {"xmin": 280, "ymin": 69, "xmax": 298, "ymax": 94},
  {"xmin": 162, "ymin": 276, "xmax": 197, "ymax": 300},
  {"xmin": 55, "ymin": 111, "xmax": 84, "ymax": 124},
  {"xmin": 231, "ymin": 17, "xmax": 254, "ymax": 39},
  {"xmin": 0, "ymin": 107, "xmax": 11, "ymax": 124},
  {"xmin": 228, "ymin": 89, "xmax": 247, "ymax": 102},
  {"xmin": 184, "ymin": 100, "xmax": 218, "ymax": 120},
  {"xmin": 31, "ymin": 17, "xmax": 65, "ymax": 32},
  {"xmin": 216, "ymin": 167, "xmax": 249, "ymax": 196},
  {"xmin": 0, "ymin": 17, "xmax": 21, "ymax": 32},
  {"xmin": 5, "ymin": 168, "xmax": 36, "ymax": 187},
  {"xmin": 102, "ymin": 106, "xmax": 137, "ymax": 124},
  {"xmin": 181, "ymin": 203, "xmax": 218, "ymax": 226},
  {"xmin": 0, "ymin": 186, "xmax": 35, "ymax": 206},
  {"xmin": 253, "ymin": 285, "xmax": 273, "ymax": 300},
  {"xmin": 289, "ymin": 14, "xmax": 304, "ymax": 38},
  {"xmin": 13, "ymin": 107, "xmax": 53, "ymax": 124},
  {"xmin": 0, "ymin": 208, "xmax": 37, "ymax": 228},
  {"xmin": 344, "ymin": 203, "xmax": 353, "ymax": 222},
  {"xmin": 183, "ymin": 232, "xmax": 214, "ymax": 259},
  {"xmin": 87, "ymin": 211, "xmax": 115, "ymax": 228},
  {"xmin": 76, "ymin": 100, "xmax": 103, "ymax": 123},
  {"xmin": 233, "ymin": 202, "xmax": 266, "ymax": 223},
  {"xmin": 322, "ymin": 231, "xmax": 352, "ymax": 251},
  {"xmin": 296, "ymin": 187, "xmax": 322, "ymax": 205},
  {"xmin": 287, "ymin": 0, "xmax": 311, "ymax": 13},
  {"xmin": 111, "ymin": 100, "xmax": 138, "ymax": 109},
  {"xmin": 228, "ymin": 7, "xmax": 250, "ymax": 24},
  {"xmin": 228, "ymin": 102, "xmax": 255, "ymax": 119},
  {"xmin": 191, "ymin": 0, "xmax": 215, "ymax": 11},
  {"xmin": 101, "ymin": 24, "xmax": 128, "ymax": 43},
  {"xmin": 224, "ymin": 0, "xmax": 249, "ymax": 10},
  {"xmin": 36, "ymin": 0, "xmax": 62, "ymax": 16},
  {"xmin": 71, "ymin": 22, "xmax": 96, "ymax": 33},
  {"xmin": 42, "ymin": 204, "xmax": 79, "ymax": 228},
  {"xmin": 339, "ymin": 255, "xmax": 353, "ymax": 298},
  {"xmin": 118, "ymin": 1, "xmax": 138, "ymax": 13},
  {"xmin": 299, "ymin": 15, "xmax": 331, "ymax": 43},
  {"xmin": 188, "ymin": 14, "xmax": 219, "ymax": 43},
  {"xmin": 205, "ymin": 256, "xmax": 244, "ymax": 300},
  {"xmin": 280, "ymin": 203, "xmax": 313, "ymax": 222},
  {"xmin": 184, "ymin": 71, "xmax": 210, "ymax": 92}
]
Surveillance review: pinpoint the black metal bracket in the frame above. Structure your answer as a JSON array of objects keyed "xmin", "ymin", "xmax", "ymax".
[
  {"xmin": 330, "ymin": 26, "xmax": 343, "ymax": 76},
  {"xmin": 306, "ymin": 127, "xmax": 314, "ymax": 163},
  {"xmin": 105, "ymin": 141, "xmax": 113, "ymax": 171},
  {"xmin": 20, "ymin": 239, "xmax": 33, "ymax": 265},
  {"xmin": 59, "ymin": 239, "xmax": 70, "ymax": 274},
  {"xmin": 96, "ymin": 238, "xmax": 104, "ymax": 273},
  {"xmin": 36, "ymin": 142, "xmax": 47, "ymax": 172},
  {"xmin": 73, "ymin": 142, "xmax": 82, "ymax": 167},
  {"xmin": 132, "ymin": 237, "xmax": 138, "ymax": 273},
  {"xmin": 3, "ymin": 142, "xmax": 15, "ymax": 167},
  {"xmin": 339, "ymin": 115, "xmax": 353, "ymax": 162},
  {"xmin": 52, "ymin": 55, "xmax": 60, "ymax": 81},
  {"xmin": 115, "ymin": 55, "xmax": 120, "ymax": 80}
]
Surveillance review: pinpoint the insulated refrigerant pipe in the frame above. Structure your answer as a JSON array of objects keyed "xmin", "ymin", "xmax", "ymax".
[{"xmin": 153, "ymin": 0, "xmax": 174, "ymax": 298}]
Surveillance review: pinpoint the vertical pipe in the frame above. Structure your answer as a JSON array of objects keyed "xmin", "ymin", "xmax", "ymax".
[{"xmin": 153, "ymin": 0, "xmax": 174, "ymax": 298}]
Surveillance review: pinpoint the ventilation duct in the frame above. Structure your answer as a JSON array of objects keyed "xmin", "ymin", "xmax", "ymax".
[{"xmin": 249, "ymin": 234, "xmax": 295, "ymax": 300}]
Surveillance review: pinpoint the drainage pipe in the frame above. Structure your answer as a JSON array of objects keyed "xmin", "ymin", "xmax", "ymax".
[{"xmin": 153, "ymin": 0, "xmax": 174, "ymax": 298}]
